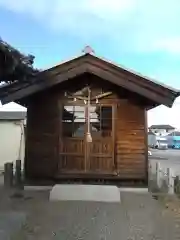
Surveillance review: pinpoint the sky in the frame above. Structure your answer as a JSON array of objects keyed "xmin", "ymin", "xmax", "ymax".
[{"xmin": 0, "ymin": 0, "xmax": 180, "ymax": 128}]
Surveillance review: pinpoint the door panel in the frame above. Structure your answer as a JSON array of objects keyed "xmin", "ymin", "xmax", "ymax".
[
  {"xmin": 59, "ymin": 104, "xmax": 86, "ymax": 173},
  {"xmin": 87, "ymin": 105, "xmax": 115, "ymax": 173},
  {"xmin": 58, "ymin": 102, "xmax": 115, "ymax": 174},
  {"xmin": 88, "ymin": 138, "xmax": 114, "ymax": 173},
  {"xmin": 59, "ymin": 138, "xmax": 85, "ymax": 172}
]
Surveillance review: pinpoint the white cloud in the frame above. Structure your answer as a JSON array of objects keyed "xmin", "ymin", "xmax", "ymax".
[
  {"xmin": 153, "ymin": 37, "xmax": 180, "ymax": 54},
  {"xmin": 148, "ymin": 97, "xmax": 180, "ymax": 128},
  {"xmin": 0, "ymin": 0, "xmax": 180, "ymax": 54},
  {"xmin": 0, "ymin": 0, "xmax": 136, "ymax": 19},
  {"xmin": 0, "ymin": 0, "xmax": 180, "ymax": 126},
  {"xmin": 83, "ymin": 0, "xmax": 136, "ymax": 19}
]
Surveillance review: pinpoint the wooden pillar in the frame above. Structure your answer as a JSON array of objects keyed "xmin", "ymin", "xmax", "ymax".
[
  {"xmin": 85, "ymin": 105, "xmax": 88, "ymax": 172},
  {"xmin": 144, "ymin": 110, "xmax": 148, "ymax": 185}
]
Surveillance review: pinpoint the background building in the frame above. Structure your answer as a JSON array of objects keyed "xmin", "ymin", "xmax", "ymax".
[
  {"xmin": 0, "ymin": 111, "xmax": 26, "ymax": 171},
  {"xmin": 149, "ymin": 124, "xmax": 175, "ymax": 135}
]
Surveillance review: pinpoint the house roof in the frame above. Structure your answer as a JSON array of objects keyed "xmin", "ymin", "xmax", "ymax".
[
  {"xmin": 149, "ymin": 124, "xmax": 175, "ymax": 130},
  {"xmin": 0, "ymin": 111, "xmax": 26, "ymax": 120},
  {"xmin": 0, "ymin": 48, "xmax": 179, "ymax": 108}
]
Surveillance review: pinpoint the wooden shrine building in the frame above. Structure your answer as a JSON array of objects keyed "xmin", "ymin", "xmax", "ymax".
[{"xmin": 0, "ymin": 46, "xmax": 179, "ymax": 185}]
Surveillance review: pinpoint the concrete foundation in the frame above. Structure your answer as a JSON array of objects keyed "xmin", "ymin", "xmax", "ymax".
[{"xmin": 49, "ymin": 184, "xmax": 121, "ymax": 203}]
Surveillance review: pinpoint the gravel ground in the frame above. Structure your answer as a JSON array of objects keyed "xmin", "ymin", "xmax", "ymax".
[{"xmin": 0, "ymin": 187, "xmax": 179, "ymax": 239}]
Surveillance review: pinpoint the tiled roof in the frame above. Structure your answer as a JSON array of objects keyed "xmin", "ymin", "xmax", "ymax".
[
  {"xmin": 149, "ymin": 124, "xmax": 175, "ymax": 130},
  {"xmin": 0, "ymin": 111, "xmax": 26, "ymax": 120}
]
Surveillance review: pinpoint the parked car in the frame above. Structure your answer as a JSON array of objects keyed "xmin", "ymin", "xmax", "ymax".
[
  {"xmin": 172, "ymin": 141, "xmax": 180, "ymax": 149},
  {"xmin": 156, "ymin": 137, "xmax": 168, "ymax": 150}
]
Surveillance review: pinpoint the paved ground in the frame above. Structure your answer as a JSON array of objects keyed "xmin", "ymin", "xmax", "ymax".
[
  {"xmin": 0, "ymin": 188, "xmax": 179, "ymax": 239},
  {"xmin": 149, "ymin": 149, "xmax": 180, "ymax": 176},
  {"xmin": 151, "ymin": 149, "xmax": 180, "ymax": 161},
  {"xmin": 0, "ymin": 150, "xmax": 179, "ymax": 239}
]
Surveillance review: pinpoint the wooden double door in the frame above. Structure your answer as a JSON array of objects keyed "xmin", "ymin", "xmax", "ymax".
[{"xmin": 58, "ymin": 104, "xmax": 115, "ymax": 174}]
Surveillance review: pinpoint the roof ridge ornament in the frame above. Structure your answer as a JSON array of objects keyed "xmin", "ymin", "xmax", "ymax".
[{"xmin": 82, "ymin": 45, "xmax": 95, "ymax": 55}]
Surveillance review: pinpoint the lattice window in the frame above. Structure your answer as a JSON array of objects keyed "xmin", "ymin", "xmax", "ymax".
[{"xmin": 62, "ymin": 104, "xmax": 112, "ymax": 138}]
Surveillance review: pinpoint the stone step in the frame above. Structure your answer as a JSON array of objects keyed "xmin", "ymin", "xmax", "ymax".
[{"xmin": 49, "ymin": 184, "xmax": 121, "ymax": 203}]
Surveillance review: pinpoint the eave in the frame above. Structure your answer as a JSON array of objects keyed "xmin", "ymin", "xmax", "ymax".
[{"xmin": 0, "ymin": 53, "xmax": 179, "ymax": 108}]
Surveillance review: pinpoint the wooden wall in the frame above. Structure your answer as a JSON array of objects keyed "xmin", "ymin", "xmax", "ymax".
[
  {"xmin": 24, "ymin": 75, "xmax": 147, "ymax": 182},
  {"xmin": 25, "ymin": 91, "xmax": 60, "ymax": 179},
  {"xmin": 116, "ymin": 100, "xmax": 147, "ymax": 180}
]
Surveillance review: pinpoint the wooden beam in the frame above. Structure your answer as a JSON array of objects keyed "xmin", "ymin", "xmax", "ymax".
[
  {"xmin": 86, "ymin": 64, "xmax": 174, "ymax": 107},
  {"xmin": 88, "ymin": 54, "xmax": 179, "ymax": 100},
  {"xmin": 144, "ymin": 110, "xmax": 148, "ymax": 186},
  {"xmin": 1, "ymin": 64, "xmax": 89, "ymax": 104},
  {"xmin": 66, "ymin": 91, "xmax": 113, "ymax": 101}
]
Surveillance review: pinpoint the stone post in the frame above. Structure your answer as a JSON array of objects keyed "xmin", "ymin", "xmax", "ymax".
[
  {"xmin": 15, "ymin": 160, "xmax": 23, "ymax": 190},
  {"xmin": 156, "ymin": 162, "xmax": 161, "ymax": 189},
  {"xmin": 167, "ymin": 167, "xmax": 174, "ymax": 194},
  {"xmin": 4, "ymin": 162, "xmax": 13, "ymax": 188}
]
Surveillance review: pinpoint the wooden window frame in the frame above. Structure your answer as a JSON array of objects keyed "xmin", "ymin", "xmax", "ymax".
[{"xmin": 60, "ymin": 102, "xmax": 115, "ymax": 139}]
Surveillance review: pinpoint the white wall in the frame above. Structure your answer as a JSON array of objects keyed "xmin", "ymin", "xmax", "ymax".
[{"xmin": 0, "ymin": 120, "xmax": 25, "ymax": 171}]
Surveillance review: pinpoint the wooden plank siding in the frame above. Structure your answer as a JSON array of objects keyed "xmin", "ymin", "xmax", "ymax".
[
  {"xmin": 24, "ymin": 77, "xmax": 147, "ymax": 183},
  {"xmin": 116, "ymin": 100, "xmax": 146, "ymax": 179},
  {"xmin": 25, "ymin": 91, "xmax": 60, "ymax": 179}
]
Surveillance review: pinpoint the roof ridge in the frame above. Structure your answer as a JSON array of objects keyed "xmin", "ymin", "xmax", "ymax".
[{"xmin": 44, "ymin": 52, "xmax": 180, "ymax": 94}]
